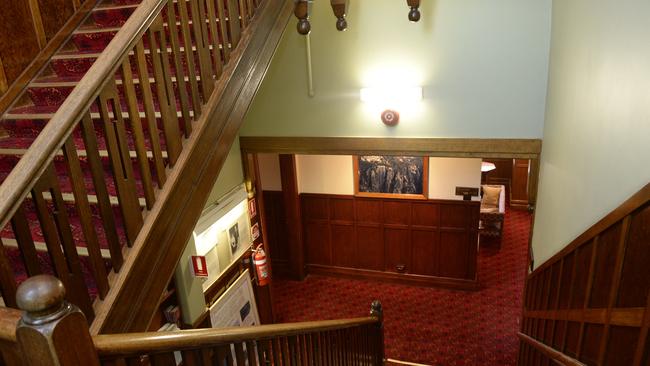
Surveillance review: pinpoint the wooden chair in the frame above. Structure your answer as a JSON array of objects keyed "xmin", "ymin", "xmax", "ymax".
[{"xmin": 479, "ymin": 185, "xmax": 505, "ymax": 248}]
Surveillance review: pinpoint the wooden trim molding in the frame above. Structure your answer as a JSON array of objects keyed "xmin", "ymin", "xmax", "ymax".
[
  {"xmin": 518, "ymin": 333, "xmax": 586, "ymax": 366},
  {"xmin": 240, "ymin": 137, "xmax": 542, "ymax": 159}
]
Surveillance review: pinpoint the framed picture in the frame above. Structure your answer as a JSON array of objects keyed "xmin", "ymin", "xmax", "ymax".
[
  {"xmin": 353, "ymin": 155, "xmax": 429, "ymax": 199},
  {"xmin": 228, "ymin": 223, "xmax": 240, "ymax": 255}
]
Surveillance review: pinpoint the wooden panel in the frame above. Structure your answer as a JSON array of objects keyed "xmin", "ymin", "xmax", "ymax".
[
  {"xmin": 383, "ymin": 201, "xmax": 410, "ymax": 226},
  {"xmin": 355, "ymin": 199, "xmax": 381, "ymax": 224},
  {"xmin": 411, "ymin": 230, "xmax": 438, "ymax": 276},
  {"xmin": 330, "ymin": 224, "xmax": 355, "ymax": 269},
  {"xmin": 37, "ymin": 0, "xmax": 74, "ymax": 41},
  {"xmin": 412, "ymin": 202, "xmax": 439, "ymax": 228},
  {"xmin": 0, "ymin": 1, "xmax": 40, "ymax": 82},
  {"xmin": 384, "ymin": 228, "xmax": 409, "ymax": 273},
  {"xmin": 511, "ymin": 159, "xmax": 530, "ymax": 207},
  {"xmin": 302, "ymin": 196, "xmax": 329, "ymax": 221},
  {"xmin": 330, "ymin": 198, "xmax": 354, "ymax": 222},
  {"xmin": 617, "ymin": 203, "xmax": 650, "ymax": 308},
  {"xmin": 280, "ymin": 155, "xmax": 305, "ymax": 279},
  {"xmin": 356, "ymin": 226, "xmax": 383, "ymax": 271},
  {"xmin": 438, "ymin": 231, "xmax": 470, "ymax": 279},
  {"xmin": 440, "ymin": 204, "xmax": 468, "ymax": 229},
  {"xmin": 305, "ymin": 222, "xmax": 330, "ymax": 266},
  {"xmin": 520, "ymin": 184, "xmax": 650, "ymax": 366},
  {"xmin": 263, "ymin": 191, "xmax": 288, "ymax": 263}
]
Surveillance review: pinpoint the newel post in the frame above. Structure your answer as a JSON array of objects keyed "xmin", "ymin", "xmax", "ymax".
[
  {"xmin": 370, "ymin": 300, "xmax": 385, "ymax": 364},
  {"xmin": 15, "ymin": 275, "xmax": 100, "ymax": 366}
]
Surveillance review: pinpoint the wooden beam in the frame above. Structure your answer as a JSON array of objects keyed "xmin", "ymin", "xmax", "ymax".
[
  {"xmin": 240, "ymin": 137, "xmax": 542, "ymax": 158},
  {"xmin": 27, "ymin": 0, "xmax": 47, "ymax": 49}
]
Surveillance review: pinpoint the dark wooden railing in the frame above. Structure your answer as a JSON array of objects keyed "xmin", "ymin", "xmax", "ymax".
[
  {"xmin": 519, "ymin": 182, "xmax": 650, "ymax": 365},
  {"xmin": 0, "ymin": 276, "xmax": 385, "ymax": 365},
  {"xmin": 0, "ymin": 0, "xmax": 290, "ymax": 333}
]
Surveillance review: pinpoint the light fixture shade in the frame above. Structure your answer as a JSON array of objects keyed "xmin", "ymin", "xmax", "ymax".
[
  {"xmin": 360, "ymin": 86, "xmax": 422, "ymax": 105},
  {"xmin": 481, "ymin": 162, "xmax": 496, "ymax": 172}
]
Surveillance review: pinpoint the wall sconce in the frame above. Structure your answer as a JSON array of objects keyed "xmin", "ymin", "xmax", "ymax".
[{"xmin": 360, "ymin": 86, "xmax": 422, "ymax": 126}]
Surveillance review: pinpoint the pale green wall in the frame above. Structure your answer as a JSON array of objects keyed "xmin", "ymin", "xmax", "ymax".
[
  {"xmin": 532, "ymin": 0, "xmax": 650, "ymax": 267},
  {"xmin": 241, "ymin": 0, "xmax": 551, "ymax": 138},
  {"xmin": 175, "ymin": 136, "xmax": 245, "ymax": 324}
]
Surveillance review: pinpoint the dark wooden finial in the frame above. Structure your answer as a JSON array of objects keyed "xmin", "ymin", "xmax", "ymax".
[
  {"xmin": 407, "ymin": 0, "xmax": 421, "ymax": 22},
  {"xmin": 15, "ymin": 275, "xmax": 100, "ymax": 365},
  {"xmin": 370, "ymin": 300, "xmax": 383, "ymax": 322},
  {"xmin": 331, "ymin": 0, "xmax": 348, "ymax": 31},
  {"xmin": 16, "ymin": 274, "xmax": 66, "ymax": 321},
  {"xmin": 294, "ymin": 0, "xmax": 311, "ymax": 35}
]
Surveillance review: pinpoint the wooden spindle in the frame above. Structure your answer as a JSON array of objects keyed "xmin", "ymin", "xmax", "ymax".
[
  {"xmin": 189, "ymin": 0, "xmax": 216, "ymax": 98},
  {"xmin": 165, "ymin": 2, "xmax": 194, "ymax": 138},
  {"xmin": 79, "ymin": 112, "xmax": 124, "ymax": 271},
  {"xmin": 330, "ymin": 0, "xmax": 348, "ymax": 31},
  {"xmin": 98, "ymin": 84, "xmax": 144, "ymax": 246},
  {"xmin": 62, "ymin": 136, "xmax": 110, "ymax": 298},
  {"xmin": 294, "ymin": 0, "xmax": 310, "ymax": 35},
  {"xmin": 133, "ymin": 40, "xmax": 167, "ymax": 187},
  {"xmin": 215, "ymin": 0, "xmax": 231, "ymax": 63},
  {"xmin": 407, "ymin": 0, "xmax": 421, "ymax": 22},
  {"xmin": 205, "ymin": 0, "xmax": 225, "ymax": 79},
  {"xmin": 226, "ymin": 0, "xmax": 242, "ymax": 47},
  {"xmin": 15, "ymin": 275, "xmax": 100, "ymax": 366},
  {"xmin": 32, "ymin": 165, "xmax": 94, "ymax": 319},
  {"xmin": 10, "ymin": 205, "xmax": 42, "ymax": 276},
  {"xmin": 175, "ymin": 0, "xmax": 203, "ymax": 115},
  {"xmin": 0, "ymin": 238, "xmax": 17, "ymax": 308}
]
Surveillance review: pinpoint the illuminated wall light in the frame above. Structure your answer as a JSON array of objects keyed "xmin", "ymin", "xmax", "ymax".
[{"xmin": 360, "ymin": 86, "xmax": 423, "ymax": 126}]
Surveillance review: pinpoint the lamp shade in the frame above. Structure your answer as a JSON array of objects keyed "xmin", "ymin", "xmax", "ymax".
[{"xmin": 481, "ymin": 162, "xmax": 496, "ymax": 172}]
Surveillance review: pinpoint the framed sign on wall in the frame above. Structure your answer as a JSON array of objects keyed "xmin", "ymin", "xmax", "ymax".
[{"xmin": 353, "ymin": 155, "xmax": 429, "ymax": 199}]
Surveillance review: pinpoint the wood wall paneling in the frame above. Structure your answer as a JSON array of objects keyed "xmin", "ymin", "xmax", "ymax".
[
  {"xmin": 519, "ymin": 184, "xmax": 650, "ymax": 366},
  {"xmin": 0, "ymin": 1, "xmax": 41, "ymax": 83},
  {"xmin": 279, "ymin": 154, "xmax": 305, "ymax": 280},
  {"xmin": 511, "ymin": 159, "xmax": 530, "ymax": 209},
  {"xmin": 296, "ymin": 194, "xmax": 479, "ymax": 289}
]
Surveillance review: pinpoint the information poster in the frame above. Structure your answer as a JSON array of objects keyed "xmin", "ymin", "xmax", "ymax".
[{"xmin": 209, "ymin": 269, "xmax": 260, "ymax": 328}]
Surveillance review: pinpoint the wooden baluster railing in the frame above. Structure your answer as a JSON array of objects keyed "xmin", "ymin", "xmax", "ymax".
[
  {"xmin": 0, "ymin": 0, "xmax": 272, "ymax": 326},
  {"xmin": 62, "ymin": 136, "xmax": 110, "ymax": 299}
]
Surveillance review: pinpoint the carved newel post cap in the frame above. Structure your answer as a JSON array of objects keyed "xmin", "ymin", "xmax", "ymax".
[
  {"xmin": 297, "ymin": 19, "xmax": 311, "ymax": 35},
  {"xmin": 408, "ymin": 7, "xmax": 421, "ymax": 22},
  {"xmin": 370, "ymin": 300, "xmax": 383, "ymax": 319},
  {"xmin": 16, "ymin": 275, "xmax": 66, "ymax": 316}
]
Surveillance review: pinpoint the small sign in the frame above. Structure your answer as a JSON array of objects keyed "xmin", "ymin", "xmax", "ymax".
[
  {"xmin": 251, "ymin": 223, "xmax": 260, "ymax": 241},
  {"xmin": 190, "ymin": 256, "xmax": 209, "ymax": 277},
  {"xmin": 248, "ymin": 199, "xmax": 257, "ymax": 219}
]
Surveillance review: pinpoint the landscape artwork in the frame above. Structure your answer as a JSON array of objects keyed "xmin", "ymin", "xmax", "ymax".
[{"xmin": 354, "ymin": 155, "xmax": 428, "ymax": 199}]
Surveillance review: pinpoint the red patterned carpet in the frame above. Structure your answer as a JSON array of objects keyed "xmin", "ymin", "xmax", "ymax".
[{"xmin": 272, "ymin": 209, "xmax": 531, "ymax": 366}]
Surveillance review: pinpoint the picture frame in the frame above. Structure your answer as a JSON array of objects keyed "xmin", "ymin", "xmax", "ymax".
[{"xmin": 353, "ymin": 155, "xmax": 429, "ymax": 199}]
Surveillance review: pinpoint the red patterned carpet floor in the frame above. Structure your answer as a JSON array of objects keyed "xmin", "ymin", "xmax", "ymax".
[{"xmin": 271, "ymin": 209, "xmax": 531, "ymax": 366}]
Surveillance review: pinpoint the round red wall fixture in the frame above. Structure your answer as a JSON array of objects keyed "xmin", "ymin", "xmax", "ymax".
[{"xmin": 381, "ymin": 109, "xmax": 400, "ymax": 126}]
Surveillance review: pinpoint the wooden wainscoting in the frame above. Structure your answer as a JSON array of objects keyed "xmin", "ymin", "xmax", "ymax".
[
  {"xmin": 519, "ymin": 183, "xmax": 650, "ymax": 365},
  {"xmin": 263, "ymin": 190, "xmax": 291, "ymax": 276},
  {"xmin": 298, "ymin": 194, "xmax": 480, "ymax": 290}
]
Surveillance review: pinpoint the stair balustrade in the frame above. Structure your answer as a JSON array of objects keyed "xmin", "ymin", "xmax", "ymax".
[
  {"xmin": 0, "ymin": 276, "xmax": 385, "ymax": 365},
  {"xmin": 0, "ymin": 0, "xmax": 290, "ymax": 333}
]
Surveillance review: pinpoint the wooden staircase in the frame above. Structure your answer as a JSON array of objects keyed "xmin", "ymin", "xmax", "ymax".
[{"xmin": 0, "ymin": 0, "xmax": 292, "ymax": 334}]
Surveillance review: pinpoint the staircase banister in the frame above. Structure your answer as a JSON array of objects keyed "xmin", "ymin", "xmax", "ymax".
[
  {"xmin": 94, "ymin": 317, "xmax": 379, "ymax": 357},
  {"xmin": 518, "ymin": 333, "xmax": 586, "ymax": 366},
  {"xmin": 0, "ymin": 306, "xmax": 21, "ymax": 342},
  {"xmin": 0, "ymin": 0, "xmax": 168, "ymax": 230}
]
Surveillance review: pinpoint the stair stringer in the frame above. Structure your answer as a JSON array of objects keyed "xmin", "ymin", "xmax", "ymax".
[{"xmin": 90, "ymin": 0, "xmax": 293, "ymax": 334}]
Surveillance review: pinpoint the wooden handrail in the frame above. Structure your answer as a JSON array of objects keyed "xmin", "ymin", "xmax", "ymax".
[
  {"xmin": 94, "ymin": 317, "xmax": 379, "ymax": 356},
  {"xmin": 0, "ymin": 0, "xmax": 168, "ymax": 231},
  {"xmin": 518, "ymin": 333, "xmax": 586, "ymax": 366},
  {"xmin": 0, "ymin": 307, "xmax": 21, "ymax": 342}
]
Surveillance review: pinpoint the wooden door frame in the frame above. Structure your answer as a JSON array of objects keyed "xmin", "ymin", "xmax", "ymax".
[{"xmin": 240, "ymin": 136, "xmax": 542, "ymax": 271}]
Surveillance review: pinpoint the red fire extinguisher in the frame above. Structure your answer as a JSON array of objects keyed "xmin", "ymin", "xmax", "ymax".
[{"xmin": 253, "ymin": 244, "xmax": 270, "ymax": 286}]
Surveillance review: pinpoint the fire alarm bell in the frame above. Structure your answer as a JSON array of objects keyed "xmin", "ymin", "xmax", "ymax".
[{"xmin": 190, "ymin": 256, "xmax": 209, "ymax": 278}]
